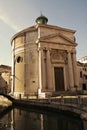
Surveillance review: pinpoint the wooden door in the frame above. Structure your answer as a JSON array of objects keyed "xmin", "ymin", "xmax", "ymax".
[{"xmin": 54, "ymin": 67, "xmax": 64, "ymax": 91}]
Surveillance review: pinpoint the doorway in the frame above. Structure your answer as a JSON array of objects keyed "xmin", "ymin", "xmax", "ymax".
[{"xmin": 54, "ymin": 67, "xmax": 64, "ymax": 91}]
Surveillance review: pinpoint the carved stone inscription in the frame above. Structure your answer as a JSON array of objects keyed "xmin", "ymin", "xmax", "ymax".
[{"xmin": 50, "ymin": 49, "xmax": 67, "ymax": 61}]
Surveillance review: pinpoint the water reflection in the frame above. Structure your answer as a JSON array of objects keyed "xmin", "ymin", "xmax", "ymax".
[{"xmin": 0, "ymin": 108, "xmax": 84, "ymax": 130}]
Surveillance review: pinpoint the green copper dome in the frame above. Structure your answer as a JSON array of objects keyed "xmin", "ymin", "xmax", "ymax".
[{"xmin": 36, "ymin": 14, "xmax": 48, "ymax": 24}]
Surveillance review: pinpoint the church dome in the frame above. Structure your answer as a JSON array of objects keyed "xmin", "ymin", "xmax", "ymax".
[{"xmin": 36, "ymin": 14, "xmax": 48, "ymax": 24}]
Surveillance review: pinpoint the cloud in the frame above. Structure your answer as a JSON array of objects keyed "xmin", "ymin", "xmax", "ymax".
[{"xmin": 0, "ymin": 14, "xmax": 20, "ymax": 31}]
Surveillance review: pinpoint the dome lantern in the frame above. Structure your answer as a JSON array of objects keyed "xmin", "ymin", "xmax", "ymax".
[{"xmin": 36, "ymin": 14, "xmax": 48, "ymax": 25}]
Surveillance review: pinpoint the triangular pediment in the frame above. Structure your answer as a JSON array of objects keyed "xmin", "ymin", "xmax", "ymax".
[{"xmin": 40, "ymin": 33, "xmax": 77, "ymax": 45}]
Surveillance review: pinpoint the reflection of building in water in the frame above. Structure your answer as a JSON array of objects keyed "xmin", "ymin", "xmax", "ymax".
[
  {"xmin": 0, "ymin": 110, "xmax": 11, "ymax": 129},
  {"xmin": 12, "ymin": 109, "xmax": 41, "ymax": 130},
  {"xmin": 0, "ymin": 108, "xmax": 84, "ymax": 130},
  {"xmin": 43, "ymin": 114, "xmax": 83, "ymax": 130},
  {"xmin": 10, "ymin": 14, "xmax": 87, "ymax": 97}
]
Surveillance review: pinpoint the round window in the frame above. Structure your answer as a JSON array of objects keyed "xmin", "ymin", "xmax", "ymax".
[{"xmin": 16, "ymin": 56, "xmax": 23, "ymax": 63}]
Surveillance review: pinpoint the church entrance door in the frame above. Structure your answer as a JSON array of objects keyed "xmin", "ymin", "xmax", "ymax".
[{"xmin": 54, "ymin": 67, "xmax": 64, "ymax": 91}]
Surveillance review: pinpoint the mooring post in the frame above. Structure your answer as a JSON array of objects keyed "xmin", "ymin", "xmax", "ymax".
[{"xmin": 19, "ymin": 94, "xmax": 21, "ymax": 100}]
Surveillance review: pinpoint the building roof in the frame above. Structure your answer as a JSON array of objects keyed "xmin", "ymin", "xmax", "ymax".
[
  {"xmin": 0, "ymin": 65, "xmax": 11, "ymax": 73},
  {"xmin": 77, "ymin": 61, "xmax": 87, "ymax": 67},
  {"xmin": 11, "ymin": 16, "xmax": 76, "ymax": 44}
]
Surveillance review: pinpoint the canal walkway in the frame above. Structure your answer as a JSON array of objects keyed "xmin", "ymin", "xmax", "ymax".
[
  {"xmin": 1, "ymin": 93, "xmax": 87, "ymax": 120},
  {"xmin": 12, "ymin": 95, "xmax": 87, "ymax": 120}
]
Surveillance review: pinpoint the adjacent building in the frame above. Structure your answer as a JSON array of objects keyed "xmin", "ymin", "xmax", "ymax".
[
  {"xmin": 11, "ymin": 15, "xmax": 80, "ymax": 97},
  {"xmin": 0, "ymin": 65, "xmax": 11, "ymax": 94},
  {"xmin": 78, "ymin": 56, "xmax": 87, "ymax": 64},
  {"xmin": 77, "ymin": 60, "xmax": 87, "ymax": 91}
]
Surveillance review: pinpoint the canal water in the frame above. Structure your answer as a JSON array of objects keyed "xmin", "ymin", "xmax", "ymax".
[{"xmin": 0, "ymin": 107, "xmax": 86, "ymax": 130}]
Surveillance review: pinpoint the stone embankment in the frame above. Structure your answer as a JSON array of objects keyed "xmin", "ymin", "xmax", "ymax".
[
  {"xmin": 0, "ymin": 95, "xmax": 12, "ymax": 107},
  {"xmin": 0, "ymin": 95, "xmax": 12, "ymax": 117},
  {"xmin": 12, "ymin": 95, "xmax": 87, "ymax": 120},
  {"xmin": 1, "ymin": 94, "xmax": 87, "ymax": 120}
]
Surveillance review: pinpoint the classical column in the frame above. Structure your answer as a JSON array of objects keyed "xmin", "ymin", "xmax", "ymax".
[
  {"xmin": 46, "ymin": 49, "xmax": 52, "ymax": 89},
  {"xmin": 41, "ymin": 49, "xmax": 46, "ymax": 90},
  {"xmin": 38, "ymin": 43, "xmax": 42, "ymax": 93},
  {"xmin": 25, "ymin": 49, "xmax": 29, "ymax": 95},
  {"xmin": 11, "ymin": 40, "xmax": 15, "ymax": 94},
  {"xmin": 67, "ymin": 51, "xmax": 74, "ymax": 90},
  {"xmin": 72, "ymin": 50, "xmax": 79, "ymax": 89}
]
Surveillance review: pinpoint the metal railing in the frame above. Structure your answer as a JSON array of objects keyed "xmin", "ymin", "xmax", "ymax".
[{"xmin": 17, "ymin": 94, "xmax": 87, "ymax": 107}]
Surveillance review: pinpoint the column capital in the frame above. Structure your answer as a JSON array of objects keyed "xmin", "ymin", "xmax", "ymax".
[
  {"xmin": 47, "ymin": 48, "xmax": 51, "ymax": 51},
  {"xmin": 72, "ymin": 49, "xmax": 76, "ymax": 54},
  {"xmin": 67, "ymin": 50, "xmax": 72, "ymax": 53},
  {"xmin": 43, "ymin": 47, "xmax": 47, "ymax": 51},
  {"xmin": 42, "ymin": 47, "xmax": 51, "ymax": 51},
  {"xmin": 67, "ymin": 49, "xmax": 76, "ymax": 54},
  {"xmin": 38, "ymin": 47, "xmax": 44, "ymax": 52},
  {"xmin": 46, "ymin": 47, "xmax": 51, "ymax": 51}
]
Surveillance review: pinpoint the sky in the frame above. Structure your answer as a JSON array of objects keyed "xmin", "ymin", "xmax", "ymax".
[{"xmin": 0, "ymin": 0, "xmax": 87, "ymax": 66}]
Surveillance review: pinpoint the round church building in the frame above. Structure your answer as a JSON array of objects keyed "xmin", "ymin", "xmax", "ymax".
[{"xmin": 11, "ymin": 15, "xmax": 79, "ymax": 98}]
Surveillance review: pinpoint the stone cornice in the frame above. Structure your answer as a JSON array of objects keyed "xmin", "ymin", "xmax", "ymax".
[
  {"xmin": 38, "ymin": 39, "xmax": 77, "ymax": 47},
  {"xmin": 39, "ymin": 33, "xmax": 77, "ymax": 45},
  {"xmin": 11, "ymin": 26, "xmax": 37, "ymax": 45},
  {"xmin": 36, "ymin": 24, "xmax": 76, "ymax": 33}
]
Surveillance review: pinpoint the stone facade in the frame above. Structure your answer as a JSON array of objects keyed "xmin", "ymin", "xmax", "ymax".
[
  {"xmin": 11, "ymin": 15, "xmax": 79, "ymax": 97},
  {"xmin": 77, "ymin": 62, "xmax": 87, "ymax": 91},
  {"xmin": 0, "ymin": 65, "xmax": 11, "ymax": 93},
  {"xmin": 78, "ymin": 56, "xmax": 87, "ymax": 64}
]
